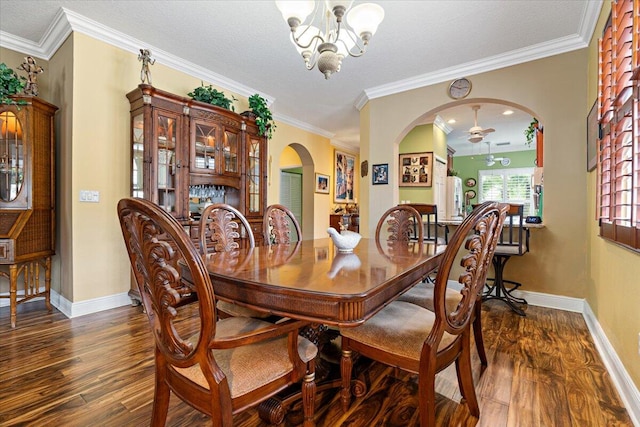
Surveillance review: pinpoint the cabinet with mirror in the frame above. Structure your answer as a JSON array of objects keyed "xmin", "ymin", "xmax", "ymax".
[{"xmin": 0, "ymin": 96, "xmax": 58, "ymax": 327}]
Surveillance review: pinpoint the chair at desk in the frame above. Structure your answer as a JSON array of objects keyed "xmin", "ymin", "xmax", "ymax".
[
  {"xmin": 199, "ymin": 204, "xmax": 273, "ymax": 320},
  {"xmin": 340, "ymin": 202, "xmax": 506, "ymax": 426},
  {"xmin": 263, "ymin": 204, "xmax": 301, "ymax": 245},
  {"xmin": 117, "ymin": 198, "xmax": 317, "ymax": 426},
  {"xmin": 482, "ymin": 203, "xmax": 529, "ymax": 316},
  {"xmin": 403, "ymin": 203, "xmax": 448, "ymax": 245}
]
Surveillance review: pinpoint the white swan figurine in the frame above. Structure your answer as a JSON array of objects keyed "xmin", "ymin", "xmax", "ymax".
[{"xmin": 327, "ymin": 227, "xmax": 361, "ymax": 253}]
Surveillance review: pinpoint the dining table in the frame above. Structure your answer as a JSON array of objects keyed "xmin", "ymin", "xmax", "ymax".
[
  {"xmin": 181, "ymin": 236, "xmax": 445, "ymax": 424},
  {"xmin": 194, "ymin": 237, "xmax": 445, "ymax": 327}
]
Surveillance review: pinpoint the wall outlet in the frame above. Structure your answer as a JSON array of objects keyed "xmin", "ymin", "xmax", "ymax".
[{"xmin": 79, "ymin": 190, "xmax": 100, "ymax": 203}]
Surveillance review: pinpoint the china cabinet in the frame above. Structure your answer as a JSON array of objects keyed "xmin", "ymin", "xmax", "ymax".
[
  {"xmin": 126, "ymin": 85, "xmax": 268, "ymax": 303},
  {"xmin": 0, "ymin": 96, "xmax": 58, "ymax": 327}
]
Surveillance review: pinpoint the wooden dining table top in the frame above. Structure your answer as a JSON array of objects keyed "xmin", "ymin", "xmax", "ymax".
[{"xmin": 194, "ymin": 237, "xmax": 445, "ymax": 327}]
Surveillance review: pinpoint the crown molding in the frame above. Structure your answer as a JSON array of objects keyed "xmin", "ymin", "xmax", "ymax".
[
  {"xmin": 433, "ymin": 115, "xmax": 452, "ymax": 134},
  {"xmin": 0, "ymin": 8, "xmax": 336, "ymax": 141},
  {"xmin": 273, "ymin": 113, "xmax": 334, "ymax": 139},
  {"xmin": 353, "ymin": 0, "xmax": 603, "ymax": 111}
]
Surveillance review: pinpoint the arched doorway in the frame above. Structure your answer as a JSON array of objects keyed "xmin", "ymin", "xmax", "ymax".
[{"xmin": 278, "ymin": 143, "xmax": 315, "ymax": 240}]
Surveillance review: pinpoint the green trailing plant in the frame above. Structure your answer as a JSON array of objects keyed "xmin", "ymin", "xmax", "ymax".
[
  {"xmin": 0, "ymin": 63, "xmax": 26, "ymax": 104},
  {"xmin": 524, "ymin": 118, "xmax": 539, "ymax": 146},
  {"xmin": 248, "ymin": 94, "xmax": 275, "ymax": 139},
  {"xmin": 188, "ymin": 83, "xmax": 236, "ymax": 111}
]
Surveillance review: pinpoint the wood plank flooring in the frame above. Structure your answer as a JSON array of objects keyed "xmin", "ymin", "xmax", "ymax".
[{"xmin": 0, "ymin": 300, "xmax": 633, "ymax": 426}]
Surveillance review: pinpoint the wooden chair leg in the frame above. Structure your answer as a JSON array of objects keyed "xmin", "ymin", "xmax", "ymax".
[
  {"xmin": 473, "ymin": 299, "xmax": 488, "ymax": 368},
  {"xmin": 340, "ymin": 348, "xmax": 353, "ymax": 412},
  {"xmin": 417, "ymin": 366, "xmax": 437, "ymax": 427},
  {"xmin": 151, "ymin": 371, "xmax": 170, "ymax": 427},
  {"xmin": 455, "ymin": 337, "xmax": 480, "ymax": 418}
]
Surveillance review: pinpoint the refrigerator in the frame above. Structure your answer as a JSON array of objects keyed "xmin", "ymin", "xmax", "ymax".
[{"xmin": 445, "ymin": 176, "xmax": 463, "ymax": 219}]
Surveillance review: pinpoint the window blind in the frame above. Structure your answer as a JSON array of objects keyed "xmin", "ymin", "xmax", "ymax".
[
  {"xmin": 596, "ymin": 0, "xmax": 640, "ymax": 251},
  {"xmin": 479, "ymin": 167, "xmax": 534, "ymax": 216}
]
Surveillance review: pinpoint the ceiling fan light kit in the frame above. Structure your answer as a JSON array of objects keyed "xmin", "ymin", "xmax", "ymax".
[
  {"xmin": 466, "ymin": 105, "xmax": 495, "ymax": 143},
  {"xmin": 275, "ymin": 1, "xmax": 384, "ymax": 79}
]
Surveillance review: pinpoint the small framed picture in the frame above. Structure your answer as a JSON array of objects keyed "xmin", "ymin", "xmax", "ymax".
[
  {"xmin": 315, "ymin": 173, "xmax": 330, "ymax": 194},
  {"xmin": 372, "ymin": 163, "xmax": 388, "ymax": 185},
  {"xmin": 399, "ymin": 152, "xmax": 433, "ymax": 187}
]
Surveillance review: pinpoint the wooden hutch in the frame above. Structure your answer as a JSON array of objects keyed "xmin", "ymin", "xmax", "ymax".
[
  {"xmin": 126, "ymin": 85, "xmax": 268, "ymax": 303},
  {"xmin": 0, "ymin": 96, "xmax": 58, "ymax": 327}
]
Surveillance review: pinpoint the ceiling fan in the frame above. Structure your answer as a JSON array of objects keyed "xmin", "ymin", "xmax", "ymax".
[
  {"xmin": 467, "ymin": 105, "xmax": 495, "ymax": 143},
  {"xmin": 481, "ymin": 142, "xmax": 511, "ymax": 166}
]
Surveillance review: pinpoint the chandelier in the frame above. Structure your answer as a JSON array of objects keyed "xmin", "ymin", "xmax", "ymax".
[{"xmin": 275, "ymin": 1, "xmax": 384, "ymax": 79}]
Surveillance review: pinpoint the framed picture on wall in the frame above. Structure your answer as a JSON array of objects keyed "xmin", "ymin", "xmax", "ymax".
[
  {"xmin": 334, "ymin": 150, "xmax": 356, "ymax": 203},
  {"xmin": 315, "ymin": 173, "xmax": 330, "ymax": 194},
  {"xmin": 372, "ymin": 163, "xmax": 388, "ymax": 185},
  {"xmin": 587, "ymin": 100, "xmax": 599, "ymax": 172},
  {"xmin": 399, "ymin": 152, "xmax": 433, "ymax": 187}
]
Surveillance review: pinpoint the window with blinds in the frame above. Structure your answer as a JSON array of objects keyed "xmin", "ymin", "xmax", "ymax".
[
  {"xmin": 478, "ymin": 167, "xmax": 534, "ymax": 216},
  {"xmin": 596, "ymin": 0, "xmax": 640, "ymax": 251}
]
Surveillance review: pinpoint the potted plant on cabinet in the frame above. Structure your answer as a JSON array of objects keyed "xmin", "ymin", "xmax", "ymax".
[
  {"xmin": 188, "ymin": 82, "xmax": 236, "ymax": 111},
  {"xmin": 0, "ymin": 63, "xmax": 26, "ymax": 104},
  {"xmin": 243, "ymin": 94, "xmax": 275, "ymax": 139}
]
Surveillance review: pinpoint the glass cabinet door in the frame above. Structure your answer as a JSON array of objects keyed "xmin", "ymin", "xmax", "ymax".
[
  {"xmin": 247, "ymin": 136, "xmax": 262, "ymax": 213},
  {"xmin": 0, "ymin": 111, "xmax": 24, "ymax": 203},
  {"xmin": 191, "ymin": 120, "xmax": 218, "ymax": 173},
  {"xmin": 155, "ymin": 112, "xmax": 178, "ymax": 214},
  {"xmin": 131, "ymin": 113, "xmax": 144, "ymax": 198},
  {"xmin": 222, "ymin": 128, "xmax": 239, "ymax": 175}
]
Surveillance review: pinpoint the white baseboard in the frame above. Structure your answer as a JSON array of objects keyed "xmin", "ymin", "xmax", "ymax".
[
  {"xmin": 508, "ymin": 289, "xmax": 639, "ymax": 426},
  {"xmin": 50, "ymin": 290, "xmax": 132, "ymax": 318},
  {"xmin": 583, "ymin": 303, "xmax": 640, "ymax": 426}
]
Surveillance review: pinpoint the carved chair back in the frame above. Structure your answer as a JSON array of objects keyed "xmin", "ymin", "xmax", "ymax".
[
  {"xmin": 263, "ymin": 204, "xmax": 302, "ymax": 245},
  {"xmin": 375, "ymin": 205, "xmax": 424, "ymax": 243},
  {"xmin": 198, "ymin": 203, "xmax": 255, "ymax": 255},
  {"xmin": 117, "ymin": 197, "xmax": 317, "ymax": 425}
]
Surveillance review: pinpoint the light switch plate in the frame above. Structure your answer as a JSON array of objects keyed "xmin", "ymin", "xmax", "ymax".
[{"xmin": 80, "ymin": 190, "xmax": 100, "ymax": 203}]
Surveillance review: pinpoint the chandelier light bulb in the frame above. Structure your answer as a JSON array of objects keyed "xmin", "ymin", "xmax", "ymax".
[
  {"xmin": 276, "ymin": 0, "xmax": 384, "ymax": 79},
  {"xmin": 347, "ymin": 3, "xmax": 384, "ymax": 39}
]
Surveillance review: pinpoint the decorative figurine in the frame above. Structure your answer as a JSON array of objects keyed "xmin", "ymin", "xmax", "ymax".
[
  {"xmin": 17, "ymin": 56, "xmax": 44, "ymax": 96},
  {"xmin": 138, "ymin": 48, "xmax": 155, "ymax": 85}
]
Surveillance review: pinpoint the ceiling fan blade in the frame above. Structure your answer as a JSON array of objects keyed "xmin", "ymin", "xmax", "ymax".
[{"xmin": 482, "ymin": 128, "xmax": 495, "ymax": 134}]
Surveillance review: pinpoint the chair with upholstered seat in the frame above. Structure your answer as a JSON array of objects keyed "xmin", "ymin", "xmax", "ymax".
[
  {"xmin": 263, "ymin": 204, "xmax": 302, "ymax": 245},
  {"xmin": 198, "ymin": 203, "xmax": 272, "ymax": 319},
  {"xmin": 397, "ymin": 203, "xmax": 509, "ymax": 368},
  {"xmin": 117, "ymin": 197, "xmax": 317, "ymax": 426},
  {"xmin": 340, "ymin": 202, "xmax": 506, "ymax": 426},
  {"xmin": 482, "ymin": 203, "xmax": 529, "ymax": 316}
]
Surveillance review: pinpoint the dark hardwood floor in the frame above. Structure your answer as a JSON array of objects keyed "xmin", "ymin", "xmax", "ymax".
[{"xmin": 0, "ymin": 299, "xmax": 633, "ymax": 426}]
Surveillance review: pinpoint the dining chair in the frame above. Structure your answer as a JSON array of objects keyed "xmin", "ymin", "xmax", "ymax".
[
  {"xmin": 375, "ymin": 204, "xmax": 424, "ymax": 243},
  {"xmin": 482, "ymin": 203, "xmax": 529, "ymax": 316},
  {"xmin": 263, "ymin": 203, "xmax": 302, "ymax": 245},
  {"xmin": 117, "ymin": 197, "xmax": 317, "ymax": 427},
  {"xmin": 397, "ymin": 202, "xmax": 510, "ymax": 368},
  {"xmin": 340, "ymin": 202, "xmax": 507, "ymax": 426},
  {"xmin": 198, "ymin": 203, "xmax": 273, "ymax": 319}
]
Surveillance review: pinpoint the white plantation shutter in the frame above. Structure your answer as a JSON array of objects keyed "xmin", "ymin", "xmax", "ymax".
[{"xmin": 479, "ymin": 168, "xmax": 534, "ymax": 215}]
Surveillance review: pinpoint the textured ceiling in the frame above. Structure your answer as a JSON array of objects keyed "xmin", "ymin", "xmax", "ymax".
[{"xmin": 0, "ymin": 1, "xmax": 602, "ymax": 153}]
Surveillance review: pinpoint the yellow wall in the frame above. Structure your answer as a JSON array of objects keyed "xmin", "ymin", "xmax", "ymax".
[
  {"xmin": 398, "ymin": 123, "xmax": 447, "ymax": 204},
  {"xmin": 586, "ymin": 1, "xmax": 640, "ymax": 389},
  {"xmin": 2, "ymin": 33, "xmax": 340, "ymax": 303},
  {"xmin": 362, "ymin": 51, "xmax": 589, "ymax": 297}
]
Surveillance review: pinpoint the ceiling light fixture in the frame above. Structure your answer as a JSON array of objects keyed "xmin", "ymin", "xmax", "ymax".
[{"xmin": 275, "ymin": 1, "xmax": 384, "ymax": 79}]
